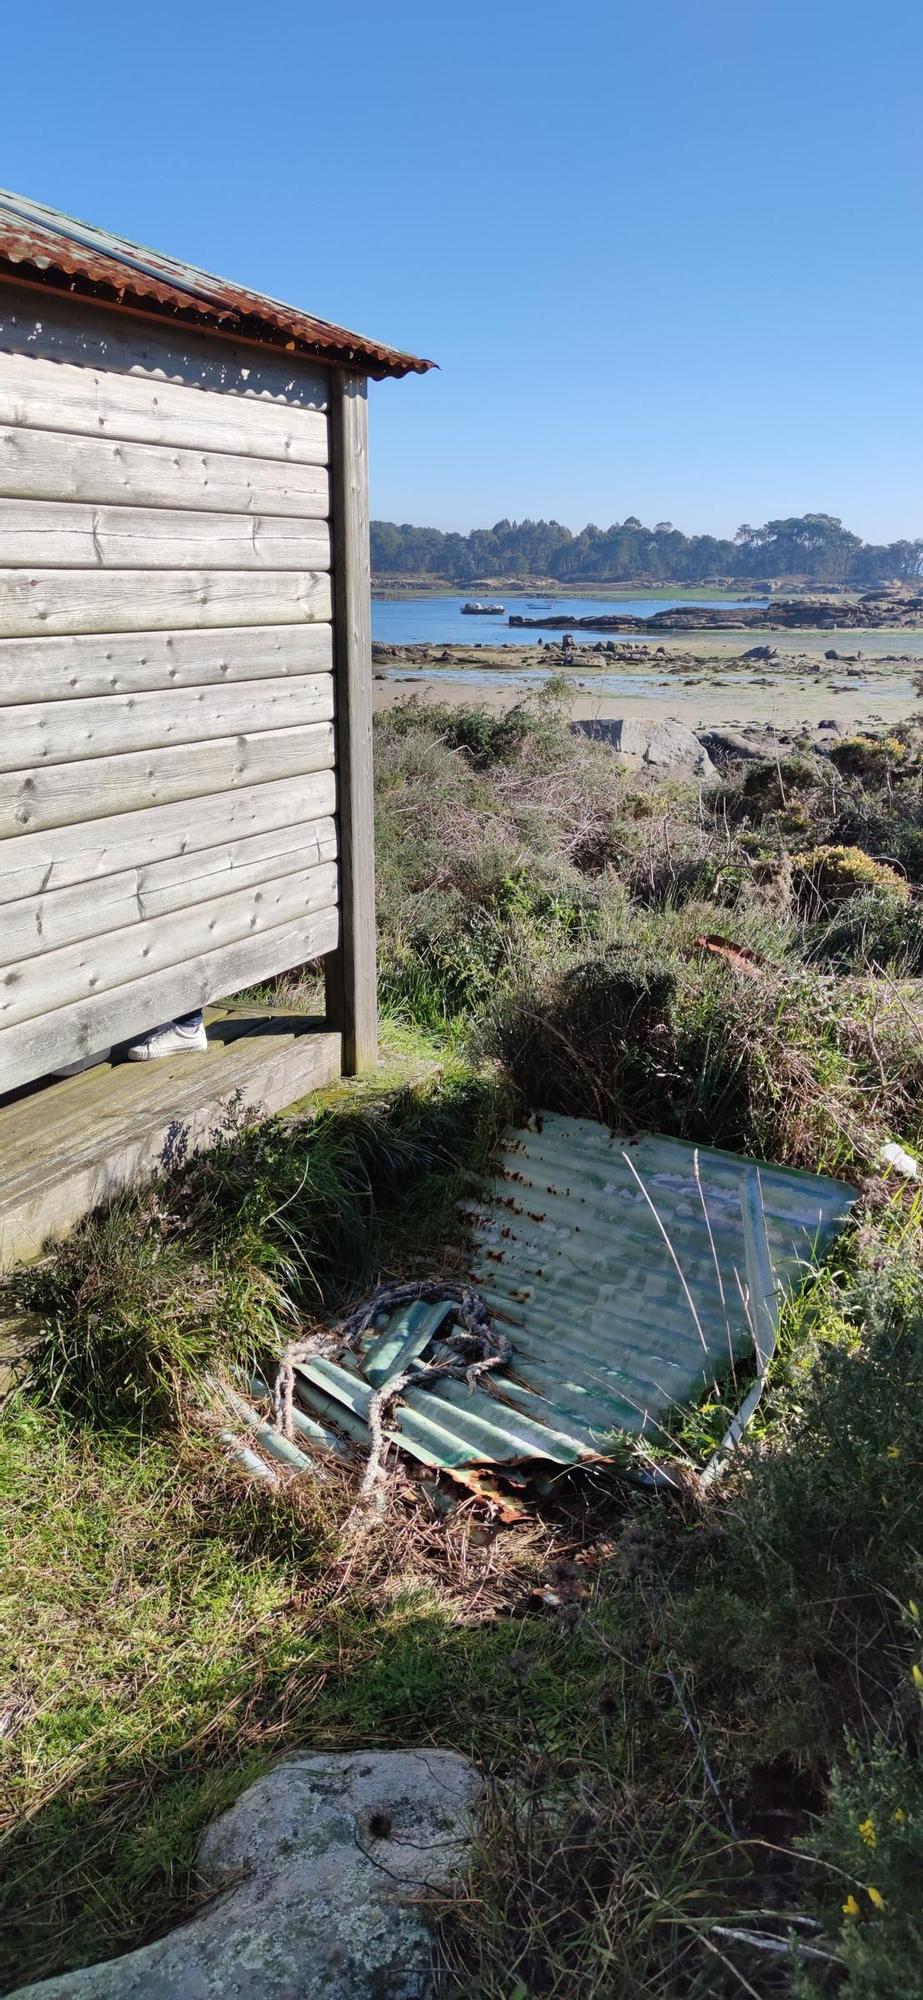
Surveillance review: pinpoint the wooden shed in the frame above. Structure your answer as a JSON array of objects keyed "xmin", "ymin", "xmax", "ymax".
[{"xmin": 0, "ymin": 190, "xmax": 431, "ymax": 1113}]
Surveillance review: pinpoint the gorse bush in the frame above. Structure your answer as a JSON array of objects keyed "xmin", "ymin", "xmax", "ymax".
[
  {"xmin": 828, "ymin": 733, "xmax": 912, "ymax": 778},
  {"xmin": 792, "ymin": 844, "xmax": 911, "ymax": 916},
  {"xmin": 798, "ymin": 1734, "xmax": 923, "ymax": 1999}
]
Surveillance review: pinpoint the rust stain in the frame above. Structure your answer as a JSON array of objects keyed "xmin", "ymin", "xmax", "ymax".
[{"xmin": 0, "ymin": 192, "xmax": 435, "ymax": 380}]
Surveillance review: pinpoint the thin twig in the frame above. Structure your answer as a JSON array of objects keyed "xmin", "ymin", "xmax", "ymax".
[
  {"xmin": 665, "ymin": 1660, "xmax": 737, "ymax": 1838},
  {"xmin": 711, "ymin": 1925, "xmax": 843, "ymax": 1966}
]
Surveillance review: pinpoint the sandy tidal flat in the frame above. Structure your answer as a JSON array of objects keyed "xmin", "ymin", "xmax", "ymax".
[{"xmin": 372, "ymin": 636, "xmax": 922, "ymax": 736}]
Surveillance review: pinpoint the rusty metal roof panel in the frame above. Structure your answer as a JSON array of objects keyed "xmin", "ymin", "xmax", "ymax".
[
  {"xmin": 0, "ymin": 189, "xmax": 434, "ymax": 379},
  {"xmin": 289, "ymin": 1118, "xmax": 856, "ymax": 1481}
]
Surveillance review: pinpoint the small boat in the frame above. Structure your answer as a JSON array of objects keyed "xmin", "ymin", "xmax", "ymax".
[{"xmin": 461, "ymin": 600, "xmax": 505, "ymax": 615}]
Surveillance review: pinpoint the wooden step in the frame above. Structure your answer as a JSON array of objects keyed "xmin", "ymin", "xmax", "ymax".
[{"xmin": 0, "ymin": 1007, "xmax": 340, "ymax": 1269}]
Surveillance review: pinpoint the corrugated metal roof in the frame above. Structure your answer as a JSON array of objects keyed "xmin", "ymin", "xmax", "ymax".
[
  {"xmin": 0, "ymin": 189, "xmax": 434, "ymax": 380},
  {"xmin": 288, "ymin": 1117, "xmax": 855, "ymax": 1490}
]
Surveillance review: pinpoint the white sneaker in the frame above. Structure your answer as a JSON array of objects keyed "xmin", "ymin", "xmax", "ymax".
[{"xmin": 126, "ymin": 1019, "xmax": 208, "ymax": 1062}]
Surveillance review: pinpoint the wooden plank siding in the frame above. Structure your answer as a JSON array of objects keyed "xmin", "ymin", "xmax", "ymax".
[
  {"xmin": 0, "ymin": 569, "xmax": 332, "ymax": 638},
  {"xmin": 0, "ymin": 285, "xmax": 330, "ymax": 409},
  {"xmin": 0, "ymin": 770, "xmax": 337, "ymax": 901},
  {"xmin": 0, "ymin": 906, "xmax": 339, "ymax": 1093},
  {"xmin": 0, "ymin": 859, "xmax": 339, "ymax": 1029},
  {"xmin": 0, "ymin": 722, "xmax": 335, "ymax": 838},
  {"xmin": 0, "ymin": 499, "xmax": 331, "ymax": 570},
  {"xmin": 0, "ymin": 674, "xmax": 334, "ymax": 771},
  {"xmin": 0, "ymin": 427, "xmax": 330, "ymax": 516},
  {"xmin": 0, "ymin": 288, "xmax": 359, "ymax": 1095},
  {"xmin": 0, "ymin": 350, "xmax": 328, "ymax": 462},
  {"xmin": 2, "ymin": 818, "xmax": 338, "ymax": 963},
  {"xmin": 0, "ymin": 623, "xmax": 333, "ymax": 705}
]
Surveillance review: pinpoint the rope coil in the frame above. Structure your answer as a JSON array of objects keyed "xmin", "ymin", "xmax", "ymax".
[{"xmin": 272, "ymin": 1281, "xmax": 513, "ymax": 1499}]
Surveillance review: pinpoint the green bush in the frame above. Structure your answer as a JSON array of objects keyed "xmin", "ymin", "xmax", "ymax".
[
  {"xmin": 792, "ymin": 844, "xmax": 911, "ymax": 915},
  {"xmin": 798, "ymin": 1734, "xmax": 923, "ymax": 2000},
  {"xmin": 736, "ymin": 753, "xmax": 831, "ymax": 820},
  {"xmin": 484, "ymin": 946, "xmax": 679, "ymax": 1128},
  {"xmin": 806, "ymin": 885, "xmax": 923, "ymax": 973},
  {"xmin": 14, "ymin": 1067, "xmax": 510, "ymax": 1430},
  {"xmin": 829, "ymin": 733, "xmax": 911, "ymax": 778}
]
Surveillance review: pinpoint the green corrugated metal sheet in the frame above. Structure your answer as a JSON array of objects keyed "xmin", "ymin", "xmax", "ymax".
[{"xmin": 290, "ymin": 1117, "xmax": 856, "ymax": 1475}]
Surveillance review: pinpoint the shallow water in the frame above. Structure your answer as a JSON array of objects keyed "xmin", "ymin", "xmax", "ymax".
[
  {"xmin": 385, "ymin": 664, "xmax": 919, "ymax": 704},
  {"xmin": 371, "ymin": 590, "xmax": 762, "ymax": 646}
]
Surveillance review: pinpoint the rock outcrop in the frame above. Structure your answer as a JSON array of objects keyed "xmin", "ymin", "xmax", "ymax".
[
  {"xmin": 10, "ymin": 1750, "xmax": 480, "ymax": 2000},
  {"xmin": 574, "ymin": 716, "xmax": 717, "ymax": 778}
]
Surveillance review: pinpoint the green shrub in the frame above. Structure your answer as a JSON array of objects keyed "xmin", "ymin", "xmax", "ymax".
[
  {"xmin": 829, "ymin": 733, "xmax": 911, "ymax": 779},
  {"xmin": 666, "ymin": 1261, "xmax": 923, "ymax": 1791},
  {"xmin": 792, "ymin": 844, "xmax": 911, "ymax": 915},
  {"xmin": 377, "ymin": 688, "xmax": 573, "ymax": 772},
  {"xmin": 14, "ymin": 1067, "xmax": 510, "ymax": 1430},
  {"xmin": 797, "ymin": 1734, "xmax": 923, "ymax": 2000},
  {"xmin": 484, "ymin": 947, "xmax": 679, "ymax": 1128},
  {"xmin": 736, "ymin": 753, "xmax": 830, "ymax": 819},
  {"xmin": 806, "ymin": 885, "xmax": 923, "ymax": 973}
]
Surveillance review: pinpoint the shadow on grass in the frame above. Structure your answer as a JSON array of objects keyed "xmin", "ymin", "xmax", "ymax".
[{"xmin": 0, "ymin": 1426, "xmax": 615, "ymax": 1993}]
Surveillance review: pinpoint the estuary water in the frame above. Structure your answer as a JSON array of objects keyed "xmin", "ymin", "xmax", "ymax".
[{"xmin": 371, "ymin": 591, "xmax": 763, "ymax": 646}]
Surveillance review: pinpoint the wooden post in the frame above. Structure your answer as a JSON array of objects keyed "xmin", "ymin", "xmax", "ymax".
[{"xmin": 325, "ymin": 369, "xmax": 378, "ymax": 1072}]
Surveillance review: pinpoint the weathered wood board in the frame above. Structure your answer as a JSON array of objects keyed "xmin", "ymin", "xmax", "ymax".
[
  {"xmin": 0, "ymin": 284, "xmax": 331, "ymax": 408},
  {"xmin": 0, "ymin": 720, "xmax": 335, "ymax": 837},
  {"xmin": 0, "ymin": 426, "xmax": 330, "ymax": 516},
  {"xmin": 2, "ymin": 818, "xmax": 338, "ymax": 962},
  {"xmin": 1, "ymin": 858, "xmax": 338, "ymax": 1028},
  {"xmin": 325, "ymin": 371, "xmax": 377, "ymax": 1072},
  {"xmin": 0, "ymin": 498, "xmax": 331, "ymax": 570},
  {"xmin": 0, "ymin": 904, "xmax": 339, "ymax": 1094},
  {"xmin": 1, "ymin": 673, "xmax": 334, "ymax": 770},
  {"xmin": 0, "ymin": 769, "xmax": 337, "ymax": 901},
  {"xmin": 0, "ymin": 567, "xmax": 332, "ymax": 637},
  {"xmin": 0, "ymin": 1009, "xmax": 342, "ymax": 1270},
  {"xmin": 0, "ymin": 349, "xmax": 330, "ymax": 460},
  {"xmin": 0, "ymin": 624, "xmax": 334, "ymax": 704}
]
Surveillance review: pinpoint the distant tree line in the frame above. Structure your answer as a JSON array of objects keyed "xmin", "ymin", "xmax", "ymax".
[{"xmin": 371, "ymin": 513, "xmax": 923, "ymax": 588}]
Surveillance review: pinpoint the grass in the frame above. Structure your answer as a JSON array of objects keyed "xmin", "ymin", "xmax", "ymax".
[{"xmin": 3, "ymin": 691, "xmax": 923, "ymax": 1996}]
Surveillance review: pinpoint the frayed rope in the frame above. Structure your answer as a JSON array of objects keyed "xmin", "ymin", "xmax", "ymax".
[{"xmin": 272, "ymin": 1281, "xmax": 512, "ymax": 1501}]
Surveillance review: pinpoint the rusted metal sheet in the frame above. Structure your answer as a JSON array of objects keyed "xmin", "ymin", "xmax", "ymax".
[
  {"xmin": 0, "ymin": 189, "xmax": 434, "ymax": 379},
  {"xmin": 289, "ymin": 1117, "xmax": 855, "ymax": 1483}
]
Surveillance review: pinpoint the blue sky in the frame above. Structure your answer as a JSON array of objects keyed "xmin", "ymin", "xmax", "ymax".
[{"xmin": 5, "ymin": 0, "xmax": 921, "ymax": 542}]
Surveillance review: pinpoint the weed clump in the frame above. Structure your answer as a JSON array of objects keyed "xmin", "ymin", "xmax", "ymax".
[
  {"xmin": 806, "ymin": 884, "xmax": 923, "ymax": 974},
  {"xmin": 486, "ymin": 948, "xmax": 677, "ymax": 1129}
]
